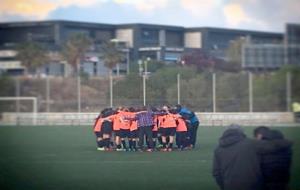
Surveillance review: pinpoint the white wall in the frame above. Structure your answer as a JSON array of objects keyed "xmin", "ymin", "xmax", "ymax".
[
  {"xmin": 184, "ymin": 32, "xmax": 202, "ymax": 48},
  {"xmin": 116, "ymin": 29, "xmax": 134, "ymax": 48},
  {"xmin": 0, "ymin": 112, "xmax": 295, "ymax": 126}
]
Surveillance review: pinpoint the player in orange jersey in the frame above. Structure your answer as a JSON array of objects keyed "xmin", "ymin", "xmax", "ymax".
[
  {"xmin": 93, "ymin": 112, "xmax": 104, "ymax": 151},
  {"xmin": 160, "ymin": 106, "xmax": 180, "ymax": 151},
  {"xmin": 119, "ymin": 107, "xmax": 134, "ymax": 151},
  {"xmin": 176, "ymin": 116, "xmax": 188, "ymax": 150},
  {"xmin": 128, "ymin": 107, "xmax": 138, "ymax": 151}
]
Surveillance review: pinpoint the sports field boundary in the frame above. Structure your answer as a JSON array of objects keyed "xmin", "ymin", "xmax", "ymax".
[{"xmin": 0, "ymin": 112, "xmax": 297, "ymax": 127}]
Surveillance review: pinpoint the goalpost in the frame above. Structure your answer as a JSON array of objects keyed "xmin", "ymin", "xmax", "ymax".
[{"xmin": 0, "ymin": 97, "xmax": 38, "ymax": 125}]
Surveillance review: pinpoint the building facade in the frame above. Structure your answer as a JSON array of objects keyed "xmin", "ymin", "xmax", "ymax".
[
  {"xmin": 1, "ymin": 20, "xmax": 298, "ymax": 76},
  {"xmin": 242, "ymin": 23, "xmax": 300, "ymax": 70}
]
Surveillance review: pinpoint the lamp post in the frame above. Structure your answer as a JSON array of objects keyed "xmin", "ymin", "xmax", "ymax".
[
  {"xmin": 141, "ymin": 57, "xmax": 151, "ymax": 106},
  {"xmin": 138, "ymin": 59, "xmax": 143, "ymax": 76},
  {"xmin": 126, "ymin": 49, "xmax": 130, "ymax": 75},
  {"xmin": 144, "ymin": 57, "xmax": 151, "ymax": 75}
]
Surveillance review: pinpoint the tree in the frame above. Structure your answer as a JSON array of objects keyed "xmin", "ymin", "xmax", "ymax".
[
  {"xmin": 113, "ymin": 66, "xmax": 198, "ymax": 107},
  {"xmin": 225, "ymin": 37, "xmax": 247, "ymax": 72},
  {"xmin": 101, "ymin": 41, "xmax": 124, "ymax": 75},
  {"xmin": 62, "ymin": 33, "xmax": 92, "ymax": 112},
  {"xmin": 180, "ymin": 49, "xmax": 222, "ymax": 72},
  {"xmin": 166, "ymin": 74, "xmax": 213, "ymax": 111},
  {"xmin": 0, "ymin": 75, "xmax": 15, "ymax": 115},
  {"xmin": 62, "ymin": 33, "xmax": 92, "ymax": 73},
  {"xmin": 16, "ymin": 42, "xmax": 48, "ymax": 75}
]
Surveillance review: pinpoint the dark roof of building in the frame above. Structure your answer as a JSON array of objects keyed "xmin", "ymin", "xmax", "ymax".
[
  {"xmin": 185, "ymin": 27, "xmax": 283, "ymax": 37},
  {"xmin": 117, "ymin": 23, "xmax": 184, "ymax": 30},
  {"xmin": 0, "ymin": 20, "xmax": 116, "ymax": 29},
  {"xmin": 0, "ymin": 20, "xmax": 287, "ymax": 37}
]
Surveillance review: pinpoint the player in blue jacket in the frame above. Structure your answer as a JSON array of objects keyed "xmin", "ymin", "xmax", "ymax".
[{"xmin": 175, "ymin": 105, "xmax": 199, "ymax": 148}]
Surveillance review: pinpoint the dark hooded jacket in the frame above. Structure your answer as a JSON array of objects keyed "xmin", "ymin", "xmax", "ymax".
[
  {"xmin": 212, "ymin": 129, "xmax": 292, "ymax": 190},
  {"xmin": 261, "ymin": 130, "xmax": 292, "ymax": 190}
]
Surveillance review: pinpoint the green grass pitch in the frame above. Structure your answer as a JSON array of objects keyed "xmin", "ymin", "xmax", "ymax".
[{"xmin": 0, "ymin": 126, "xmax": 299, "ymax": 190}]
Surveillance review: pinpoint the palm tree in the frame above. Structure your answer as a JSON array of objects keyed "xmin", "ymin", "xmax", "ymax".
[
  {"xmin": 62, "ymin": 33, "xmax": 92, "ymax": 74},
  {"xmin": 16, "ymin": 42, "xmax": 48, "ymax": 76},
  {"xmin": 101, "ymin": 40, "xmax": 125, "ymax": 107},
  {"xmin": 62, "ymin": 33, "xmax": 92, "ymax": 112},
  {"xmin": 101, "ymin": 40, "xmax": 125, "ymax": 75}
]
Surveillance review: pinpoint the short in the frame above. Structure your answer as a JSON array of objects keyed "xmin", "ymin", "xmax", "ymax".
[
  {"xmin": 102, "ymin": 121, "xmax": 113, "ymax": 134},
  {"xmin": 152, "ymin": 131, "xmax": 158, "ymax": 138},
  {"xmin": 158, "ymin": 128, "xmax": 163, "ymax": 135},
  {"xmin": 94, "ymin": 131, "xmax": 103, "ymax": 138},
  {"xmin": 120, "ymin": 129, "xmax": 130, "ymax": 138},
  {"xmin": 130, "ymin": 130, "xmax": 138, "ymax": 138},
  {"xmin": 160, "ymin": 127, "xmax": 176, "ymax": 136},
  {"xmin": 114, "ymin": 130, "xmax": 121, "ymax": 137}
]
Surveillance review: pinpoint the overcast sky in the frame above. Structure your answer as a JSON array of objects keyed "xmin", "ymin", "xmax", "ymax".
[{"xmin": 1, "ymin": 0, "xmax": 299, "ymax": 32}]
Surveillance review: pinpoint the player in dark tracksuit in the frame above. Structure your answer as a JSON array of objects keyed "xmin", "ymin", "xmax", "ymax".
[{"xmin": 175, "ymin": 105, "xmax": 199, "ymax": 148}]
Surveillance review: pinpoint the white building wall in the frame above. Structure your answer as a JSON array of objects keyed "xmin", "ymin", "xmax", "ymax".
[
  {"xmin": 184, "ymin": 32, "xmax": 202, "ymax": 48},
  {"xmin": 159, "ymin": 30, "xmax": 166, "ymax": 46},
  {"xmin": 116, "ymin": 29, "xmax": 134, "ymax": 48}
]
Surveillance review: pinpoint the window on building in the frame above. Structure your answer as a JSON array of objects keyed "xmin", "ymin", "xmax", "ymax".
[
  {"xmin": 141, "ymin": 29, "xmax": 159, "ymax": 46},
  {"xmin": 166, "ymin": 31, "xmax": 183, "ymax": 47}
]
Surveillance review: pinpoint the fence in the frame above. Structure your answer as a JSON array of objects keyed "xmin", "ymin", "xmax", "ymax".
[{"xmin": 0, "ymin": 71, "xmax": 299, "ymax": 113}]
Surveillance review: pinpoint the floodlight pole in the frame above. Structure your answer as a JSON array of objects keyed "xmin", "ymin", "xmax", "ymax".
[
  {"xmin": 46, "ymin": 75, "xmax": 50, "ymax": 112},
  {"xmin": 15, "ymin": 78, "xmax": 20, "ymax": 113},
  {"xmin": 15, "ymin": 78, "xmax": 20, "ymax": 125},
  {"xmin": 77, "ymin": 63, "xmax": 81, "ymax": 113},
  {"xmin": 110, "ymin": 73, "xmax": 113, "ymax": 108},
  {"xmin": 248, "ymin": 72, "xmax": 253, "ymax": 112},
  {"xmin": 33, "ymin": 98, "xmax": 37, "ymax": 125},
  {"xmin": 116, "ymin": 64, "xmax": 120, "ymax": 76},
  {"xmin": 143, "ymin": 74, "xmax": 146, "ymax": 106},
  {"xmin": 177, "ymin": 73, "xmax": 181, "ymax": 105},
  {"xmin": 286, "ymin": 72, "xmax": 292, "ymax": 112},
  {"xmin": 126, "ymin": 50, "xmax": 130, "ymax": 75},
  {"xmin": 212, "ymin": 73, "xmax": 216, "ymax": 113}
]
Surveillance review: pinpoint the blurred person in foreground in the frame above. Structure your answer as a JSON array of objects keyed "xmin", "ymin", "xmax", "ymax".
[
  {"xmin": 212, "ymin": 124, "xmax": 293, "ymax": 190},
  {"xmin": 254, "ymin": 126, "xmax": 292, "ymax": 190}
]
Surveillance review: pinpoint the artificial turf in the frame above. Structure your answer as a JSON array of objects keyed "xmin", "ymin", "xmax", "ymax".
[{"xmin": 0, "ymin": 126, "xmax": 299, "ymax": 190}]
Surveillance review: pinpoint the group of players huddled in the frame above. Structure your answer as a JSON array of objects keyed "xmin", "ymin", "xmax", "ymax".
[{"xmin": 93, "ymin": 104, "xmax": 199, "ymax": 152}]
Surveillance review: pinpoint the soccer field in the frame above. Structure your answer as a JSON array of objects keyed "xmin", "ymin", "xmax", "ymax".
[{"xmin": 0, "ymin": 126, "xmax": 299, "ymax": 190}]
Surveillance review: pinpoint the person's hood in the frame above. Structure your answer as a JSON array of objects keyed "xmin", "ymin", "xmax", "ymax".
[
  {"xmin": 264, "ymin": 130, "xmax": 284, "ymax": 140},
  {"xmin": 219, "ymin": 129, "xmax": 246, "ymax": 147}
]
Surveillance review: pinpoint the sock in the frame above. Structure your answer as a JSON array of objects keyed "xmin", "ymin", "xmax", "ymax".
[
  {"xmin": 105, "ymin": 138, "xmax": 110, "ymax": 148},
  {"xmin": 158, "ymin": 136, "xmax": 163, "ymax": 144},
  {"xmin": 162, "ymin": 143, "xmax": 166, "ymax": 148},
  {"xmin": 168, "ymin": 143, "xmax": 173, "ymax": 149},
  {"xmin": 117, "ymin": 144, "xmax": 122, "ymax": 149},
  {"xmin": 98, "ymin": 140, "xmax": 104, "ymax": 148},
  {"xmin": 153, "ymin": 140, "xmax": 156, "ymax": 148},
  {"xmin": 121, "ymin": 140, "xmax": 127, "ymax": 149},
  {"xmin": 133, "ymin": 141, "xmax": 137, "ymax": 149},
  {"xmin": 182, "ymin": 139, "xmax": 187, "ymax": 148},
  {"xmin": 129, "ymin": 140, "xmax": 133, "ymax": 149}
]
